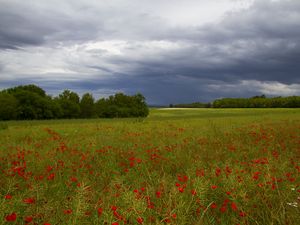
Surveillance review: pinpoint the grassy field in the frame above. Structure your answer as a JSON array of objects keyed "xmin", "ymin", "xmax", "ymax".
[{"xmin": 0, "ymin": 108, "xmax": 299, "ymax": 225}]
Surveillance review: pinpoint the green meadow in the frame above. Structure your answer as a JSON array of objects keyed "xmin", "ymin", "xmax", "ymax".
[{"xmin": 0, "ymin": 108, "xmax": 299, "ymax": 225}]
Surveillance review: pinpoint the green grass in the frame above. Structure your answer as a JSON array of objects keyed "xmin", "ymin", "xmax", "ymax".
[{"xmin": 0, "ymin": 108, "xmax": 299, "ymax": 224}]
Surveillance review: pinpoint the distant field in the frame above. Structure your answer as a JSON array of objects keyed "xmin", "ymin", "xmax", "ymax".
[{"xmin": 0, "ymin": 109, "xmax": 299, "ymax": 224}]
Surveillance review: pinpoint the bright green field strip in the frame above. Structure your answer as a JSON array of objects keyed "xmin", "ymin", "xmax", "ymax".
[{"xmin": 149, "ymin": 108, "xmax": 300, "ymax": 119}]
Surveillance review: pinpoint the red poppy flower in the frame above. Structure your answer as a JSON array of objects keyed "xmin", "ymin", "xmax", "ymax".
[
  {"xmin": 24, "ymin": 216, "xmax": 33, "ymax": 223},
  {"xmin": 211, "ymin": 185, "xmax": 217, "ymax": 190},
  {"xmin": 215, "ymin": 168, "xmax": 221, "ymax": 177},
  {"xmin": 178, "ymin": 187, "xmax": 184, "ymax": 193},
  {"xmin": 63, "ymin": 209, "xmax": 72, "ymax": 214},
  {"xmin": 97, "ymin": 207, "xmax": 103, "ymax": 216},
  {"xmin": 5, "ymin": 212, "xmax": 17, "ymax": 222},
  {"xmin": 156, "ymin": 191, "xmax": 161, "ymax": 198},
  {"xmin": 47, "ymin": 173, "xmax": 55, "ymax": 180},
  {"xmin": 70, "ymin": 177, "xmax": 78, "ymax": 182},
  {"xmin": 5, "ymin": 194, "xmax": 12, "ymax": 200},
  {"xmin": 140, "ymin": 187, "xmax": 146, "ymax": 192},
  {"xmin": 231, "ymin": 202, "xmax": 238, "ymax": 211},
  {"xmin": 220, "ymin": 206, "xmax": 227, "ymax": 213},
  {"xmin": 239, "ymin": 211, "xmax": 246, "ymax": 217},
  {"xmin": 113, "ymin": 210, "xmax": 123, "ymax": 220},
  {"xmin": 23, "ymin": 198, "xmax": 35, "ymax": 204},
  {"xmin": 137, "ymin": 217, "xmax": 144, "ymax": 224},
  {"xmin": 164, "ymin": 218, "xmax": 171, "ymax": 223},
  {"xmin": 211, "ymin": 203, "xmax": 217, "ymax": 209}
]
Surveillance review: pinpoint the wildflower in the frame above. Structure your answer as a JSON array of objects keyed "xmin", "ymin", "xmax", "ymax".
[
  {"xmin": 231, "ymin": 202, "xmax": 238, "ymax": 211},
  {"xmin": 220, "ymin": 206, "xmax": 227, "ymax": 213},
  {"xmin": 147, "ymin": 203, "xmax": 155, "ymax": 209},
  {"xmin": 191, "ymin": 189, "xmax": 197, "ymax": 195},
  {"xmin": 164, "ymin": 218, "xmax": 171, "ymax": 223},
  {"xmin": 196, "ymin": 169, "xmax": 205, "ymax": 177},
  {"xmin": 172, "ymin": 213, "xmax": 177, "ymax": 219},
  {"xmin": 211, "ymin": 185, "xmax": 217, "ymax": 190},
  {"xmin": 252, "ymin": 172, "xmax": 261, "ymax": 180},
  {"xmin": 177, "ymin": 175, "xmax": 188, "ymax": 182},
  {"xmin": 23, "ymin": 198, "xmax": 35, "ymax": 204},
  {"xmin": 112, "ymin": 223, "xmax": 119, "ymax": 225},
  {"xmin": 44, "ymin": 223, "xmax": 51, "ymax": 225},
  {"xmin": 97, "ymin": 208, "xmax": 103, "ymax": 216},
  {"xmin": 111, "ymin": 205, "xmax": 117, "ymax": 211},
  {"xmin": 239, "ymin": 211, "xmax": 246, "ymax": 217},
  {"xmin": 113, "ymin": 211, "xmax": 123, "ymax": 220},
  {"xmin": 211, "ymin": 203, "xmax": 217, "ymax": 209},
  {"xmin": 63, "ymin": 209, "xmax": 72, "ymax": 214},
  {"xmin": 287, "ymin": 202, "xmax": 298, "ymax": 207},
  {"xmin": 223, "ymin": 199, "xmax": 230, "ymax": 205},
  {"xmin": 5, "ymin": 194, "xmax": 12, "ymax": 200},
  {"xmin": 225, "ymin": 166, "xmax": 232, "ymax": 176},
  {"xmin": 156, "ymin": 191, "xmax": 161, "ymax": 198},
  {"xmin": 178, "ymin": 187, "xmax": 184, "ymax": 193},
  {"xmin": 215, "ymin": 168, "xmax": 221, "ymax": 177},
  {"xmin": 140, "ymin": 187, "xmax": 146, "ymax": 192},
  {"xmin": 24, "ymin": 216, "xmax": 33, "ymax": 223},
  {"xmin": 70, "ymin": 177, "xmax": 78, "ymax": 182},
  {"xmin": 47, "ymin": 173, "xmax": 55, "ymax": 180},
  {"xmin": 137, "ymin": 217, "xmax": 144, "ymax": 224},
  {"xmin": 46, "ymin": 166, "xmax": 53, "ymax": 172},
  {"xmin": 5, "ymin": 212, "xmax": 17, "ymax": 222},
  {"xmin": 257, "ymin": 183, "xmax": 264, "ymax": 187}
]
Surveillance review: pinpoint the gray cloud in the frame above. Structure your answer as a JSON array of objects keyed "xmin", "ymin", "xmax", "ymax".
[{"xmin": 0, "ymin": 0, "xmax": 299, "ymax": 104}]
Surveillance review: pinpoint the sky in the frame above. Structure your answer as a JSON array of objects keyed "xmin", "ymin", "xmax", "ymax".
[{"xmin": 0, "ymin": 0, "xmax": 300, "ymax": 105}]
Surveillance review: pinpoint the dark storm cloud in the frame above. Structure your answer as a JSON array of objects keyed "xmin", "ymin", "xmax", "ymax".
[
  {"xmin": 0, "ymin": 12, "xmax": 45, "ymax": 49},
  {"xmin": 0, "ymin": 0, "xmax": 108, "ymax": 49},
  {"xmin": 89, "ymin": 0, "xmax": 300, "ymax": 99},
  {"xmin": 1, "ymin": 0, "xmax": 300, "ymax": 104},
  {"xmin": 138, "ymin": 2, "xmax": 299, "ymax": 75},
  {"xmin": 0, "ymin": 0, "xmax": 169, "ymax": 49}
]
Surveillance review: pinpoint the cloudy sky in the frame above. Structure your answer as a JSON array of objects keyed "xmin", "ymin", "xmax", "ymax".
[{"xmin": 0, "ymin": 0, "xmax": 299, "ymax": 104}]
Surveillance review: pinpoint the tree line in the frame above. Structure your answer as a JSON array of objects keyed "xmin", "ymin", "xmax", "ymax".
[
  {"xmin": 0, "ymin": 84, "xmax": 149, "ymax": 120},
  {"xmin": 169, "ymin": 95, "xmax": 300, "ymax": 109},
  {"xmin": 212, "ymin": 95, "xmax": 300, "ymax": 108}
]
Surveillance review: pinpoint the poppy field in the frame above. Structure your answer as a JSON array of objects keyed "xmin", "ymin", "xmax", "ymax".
[{"xmin": 0, "ymin": 108, "xmax": 300, "ymax": 225}]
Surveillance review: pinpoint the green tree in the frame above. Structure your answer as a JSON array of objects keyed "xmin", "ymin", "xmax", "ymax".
[
  {"xmin": 57, "ymin": 90, "xmax": 81, "ymax": 118},
  {"xmin": 0, "ymin": 93, "xmax": 18, "ymax": 120},
  {"xmin": 13, "ymin": 90, "xmax": 48, "ymax": 119},
  {"xmin": 95, "ymin": 93, "xmax": 149, "ymax": 118},
  {"xmin": 80, "ymin": 93, "xmax": 95, "ymax": 118},
  {"xmin": 4, "ymin": 84, "xmax": 46, "ymax": 97}
]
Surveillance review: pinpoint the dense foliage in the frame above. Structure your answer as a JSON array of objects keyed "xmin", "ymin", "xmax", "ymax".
[
  {"xmin": 0, "ymin": 85, "xmax": 149, "ymax": 120},
  {"xmin": 213, "ymin": 95, "xmax": 300, "ymax": 108},
  {"xmin": 170, "ymin": 95, "xmax": 300, "ymax": 108}
]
